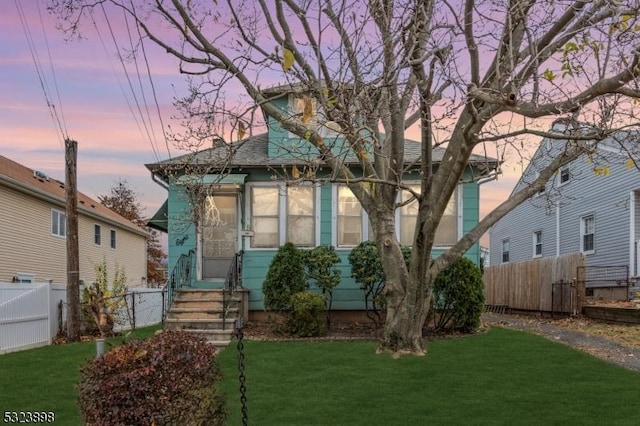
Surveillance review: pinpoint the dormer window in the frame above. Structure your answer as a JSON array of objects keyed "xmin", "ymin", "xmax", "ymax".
[{"xmin": 289, "ymin": 94, "xmax": 339, "ymax": 137}]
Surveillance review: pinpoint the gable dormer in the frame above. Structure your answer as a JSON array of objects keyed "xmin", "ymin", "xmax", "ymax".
[{"xmin": 261, "ymin": 84, "xmax": 345, "ymax": 160}]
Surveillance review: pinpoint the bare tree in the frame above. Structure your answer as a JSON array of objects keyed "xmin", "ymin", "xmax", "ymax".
[
  {"xmin": 99, "ymin": 180, "xmax": 167, "ymax": 286},
  {"xmin": 51, "ymin": 0, "xmax": 640, "ymax": 355}
]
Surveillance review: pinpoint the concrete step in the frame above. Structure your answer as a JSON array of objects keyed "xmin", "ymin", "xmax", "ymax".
[
  {"xmin": 165, "ymin": 318, "xmax": 237, "ymax": 330},
  {"xmin": 167, "ymin": 307, "xmax": 239, "ymax": 319},
  {"xmin": 168, "ymin": 328, "xmax": 235, "ymax": 348},
  {"xmin": 172, "ymin": 299, "xmax": 240, "ymax": 309}
]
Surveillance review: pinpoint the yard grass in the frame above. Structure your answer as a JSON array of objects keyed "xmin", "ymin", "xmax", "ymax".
[
  {"xmin": 2, "ymin": 327, "xmax": 640, "ymax": 425},
  {"xmin": 217, "ymin": 328, "xmax": 640, "ymax": 426},
  {"xmin": 0, "ymin": 326, "xmax": 160, "ymax": 425}
]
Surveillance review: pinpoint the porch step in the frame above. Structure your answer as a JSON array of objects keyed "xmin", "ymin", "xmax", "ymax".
[
  {"xmin": 167, "ymin": 307, "xmax": 239, "ymax": 319},
  {"xmin": 175, "ymin": 328, "xmax": 234, "ymax": 348},
  {"xmin": 165, "ymin": 318, "xmax": 237, "ymax": 330},
  {"xmin": 164, "ymin": 288, "xmax": 244, "ymax": 349}
]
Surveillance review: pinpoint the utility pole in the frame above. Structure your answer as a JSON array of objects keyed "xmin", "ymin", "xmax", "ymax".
[{"xmin": 65, "ymin": 139, "xmax": 81, "ymax": 341}]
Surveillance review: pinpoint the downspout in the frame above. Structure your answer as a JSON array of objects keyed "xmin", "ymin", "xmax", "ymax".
[
  {"xmin": 630, "ymin": 190, "xmax": 636, "ymax": 277},
  {"xmin": 556, "ymin": 204, "xmax": 560, "ymax": 257}
]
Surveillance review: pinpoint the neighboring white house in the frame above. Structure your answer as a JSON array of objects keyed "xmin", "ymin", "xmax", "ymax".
[
  {"xmin": 0, "ymin": 155, "xmax": 148, "ymax": 287},
  {"xmin": 489, "ymin": 125, "xmax": 640, "ymax": 278}
]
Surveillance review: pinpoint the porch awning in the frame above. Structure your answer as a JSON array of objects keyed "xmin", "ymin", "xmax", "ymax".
[
  {"xmin": 147, "ymin": 199, "xmax": 168, "ymax": 233},
  {"xmin": 176, "ymin": 174, "xmax": 248, "ymax": 186}
]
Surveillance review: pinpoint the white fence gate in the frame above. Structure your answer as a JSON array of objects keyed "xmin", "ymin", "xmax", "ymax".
[
  {"xmin": 0, "ymin": 282, "xmax": 167, "ymax": 355},
  {"xmin": 0, "ymin": 284, "xmax": 50, "ymax": 354}
]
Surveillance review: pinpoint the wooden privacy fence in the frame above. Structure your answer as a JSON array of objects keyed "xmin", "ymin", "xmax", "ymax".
[{"xmin": 483, "ymin": 253, "xmax": 586, "ymax": 314}]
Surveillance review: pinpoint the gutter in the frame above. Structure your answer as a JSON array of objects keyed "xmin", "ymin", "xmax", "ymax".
[
  {"xmin": 151, "ymin": 171, "xmax": 169, "ymax": 190},
  {"xmin": 0, "ymin": 175, "xmax": 148, "ymax": 238}
]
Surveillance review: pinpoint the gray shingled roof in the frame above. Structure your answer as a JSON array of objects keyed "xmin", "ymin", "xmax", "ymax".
[{"xmin": 146, "ymin": 132, "xmax": 498, "ymax": 176}]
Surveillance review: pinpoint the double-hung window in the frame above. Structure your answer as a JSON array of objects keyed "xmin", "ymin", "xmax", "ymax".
[
  {"xmin": 289, "ymin": 95, "xmax": 339, "ymax": 138},
  {"xmin": 94, "ymin": 224, "xmax": 102, "ymax": 246},
  {"xmin": 337, "ymin": 186, "xmax": 363, "ymax": 247},
  {"xmin": 110, "ymin": 230, "xmax": 117, "ymax": 249},
  {"xmin": 287, "ymin": 186, "xmax": 316, "ymax": 247},
  {"xmin": 559, "ymin": 166, "xmax": 570, "ymax": 185},
  {"xmin": 250, "ymin": 186, "xmax": 280, "ymax": 248},
  {"xmin": 399, "ymin": 185, "xmax": 458, "ymax": 246},
  {"xmin": 51, "ymin": 209, "xmax": 66, "ymax": 237},
  {"xmin": 501, "ymin": 239, "xmax": 510, "ymax": 263},
  {"xmin": 533, "ymin": 231, "xmax": 542, "ymax": 258},
  {"xmin": 249, "ymin": 184, "xmax": 317, "ymax": 248},
  {"xmin": 581, "ymin": 214, "xmax": 595, "ymax": 254}
]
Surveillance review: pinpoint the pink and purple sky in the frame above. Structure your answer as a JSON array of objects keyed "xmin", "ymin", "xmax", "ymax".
[{"xmin": 2, "ymin": 1, "xmax": 518, "ymax": 240}]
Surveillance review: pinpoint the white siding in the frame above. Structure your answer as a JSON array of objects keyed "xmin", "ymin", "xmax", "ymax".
[{"xmin": 0, "ymin": 185, "xmax": 147, "ymax": 287}]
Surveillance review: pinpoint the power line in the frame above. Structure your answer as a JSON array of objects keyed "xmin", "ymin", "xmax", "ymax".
[
  {"xmin": 14, "ymin": 0, "xmax": 69, "ymax": 146},
  {"xmin": 36, "ymin": 1, "xmax": 69, "ymax": 138},
  {"xmin": 122, "ymin": 9, "xmax": 162, "ymax": 161},
  {"xmin": 129, "ymin": 0, "xmax": 173, "ymax": 159}
]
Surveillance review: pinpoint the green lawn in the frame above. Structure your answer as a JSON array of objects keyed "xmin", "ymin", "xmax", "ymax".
[
  {"xmin": 2, "ymin": 327, "xmax": 639, "ymax": 425},
  {"xmin": 217, "ymin": 328, "xmax": 640, "ymax": 426},
  {"xmin": 0, "ymin": 326, "xmax": 160, "ymax": 425}
]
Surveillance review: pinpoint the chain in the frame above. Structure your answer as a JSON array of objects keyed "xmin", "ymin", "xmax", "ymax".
[{"xmin": 236, "ymin": 317, "xmax": 248, "ymax": 426}]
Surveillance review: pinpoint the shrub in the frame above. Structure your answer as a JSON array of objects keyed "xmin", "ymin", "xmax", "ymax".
[
  {"xmin": 78, "ymin": 331, "xmax": 226, "ymax": 426},
  {"xmin": 83, "ymin": 258, "xmax": 128, "ymax": 336},
  {"xmin": 432, "ymin": 257, "xmax": 485, "ymax": 333},
  {"xmin": 304, "ymin": 245, "xmax": 341, "ymax": 327},
  {"xmin": 263, "ymin": 242, "xmax": 308, "ymax": 312},
  {"xmin": 348, "ymin": 241, "xmax": 411, "ymax": 328},
  {"xmin": 287, "ymin": 291, "xmax": 327, "ymax": 337}
]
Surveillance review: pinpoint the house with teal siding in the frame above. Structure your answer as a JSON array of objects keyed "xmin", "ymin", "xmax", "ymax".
[{"xmin": 146, "ymin": 85, "xmax": 496, "ymax": 334}]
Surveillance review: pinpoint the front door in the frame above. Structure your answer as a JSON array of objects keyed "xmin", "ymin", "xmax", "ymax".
[{"xmin": 202, "ymin": 194, "xmax": 237, "ymax": 280}]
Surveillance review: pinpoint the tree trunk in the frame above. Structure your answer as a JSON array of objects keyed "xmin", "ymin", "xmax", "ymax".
[
  {"xmin": 378, "ymin": 270, "xmax": 434, "ymax": 356},
  {"xmin": 375, "ymin": 204, "xmax": 438, "ymax": 356}
]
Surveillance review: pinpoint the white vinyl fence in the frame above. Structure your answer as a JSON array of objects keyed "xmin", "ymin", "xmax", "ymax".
[
  {"xmin": 0, "ymin": 284, "xmax": 50, "ymax": 354},
  {"xmin": 0, "ymin": 282, "xmax": 167, "ymax": 354}
]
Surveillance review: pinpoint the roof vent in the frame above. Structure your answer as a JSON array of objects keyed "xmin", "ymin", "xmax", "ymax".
[{"xmin": 33, "ymin": 170, "xmax": 49, "ymax": 181}]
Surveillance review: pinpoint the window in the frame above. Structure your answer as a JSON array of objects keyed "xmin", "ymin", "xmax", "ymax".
[
  {"xmin": 337, "ymin": 186, "xmax": 363, "ymax": 247},
  {"xmin": 249, "ymin": 184, "xmax": 318, "ymax": 248},
  {"xmin": 110, "ymin": 229, "xmax": 117, "ymax": 249},
  {"xmin": 501, "ymin": 239, "xmax": 510, "ymax": 263},
  {"xmin": 51, "ymin": 209, "xmax": 66, "ymax": 237},
  {"xmin": 94, "ymin": 225, "xmax": 101, "ymax": 246},
  {"xmin": 581, "ymin": 214, "xmax": 595, "ymax": 254},
  {"xmin": 559, "ymin": 166, "xmax": 570, "ymax": 184},
  {"xmin": 399, "ymin": 185, "xmax": 458, "ymax": 246},
  {"xmin": 289, "ymin": 95, "xmax": 339, "ymax": 137},
  {"xmin": 533, "ymin": 231, "xmax": 542, "ymax": 258},
  {"xmin": 250, "ymin": 186, "xmax": 280, "ymax": 248},
  {"xmin": 287, "ymin": 186, "xmax": 316, "ymax": 247},
  {"xmin": 533, "ymin": 171, "xmax": 545, "ymax": 196}
]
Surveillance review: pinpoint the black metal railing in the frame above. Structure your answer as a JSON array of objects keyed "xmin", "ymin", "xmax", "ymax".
[
  {"xmin": 223, "ymin": 250, "xmax": 244, "ymax": 330},
  {"xmin": 165, "ymin": 249, "xmax": 196, "ymax": 318}
]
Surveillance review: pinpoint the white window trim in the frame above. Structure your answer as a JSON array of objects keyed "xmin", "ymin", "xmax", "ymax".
[
  {"xmin": 51, "ymin": 208, "xmax": 66, "ymax": 238},
  {"xmin": 533, "ymin": 171, "xmax": 545, "ymax": 197},
  {"xmin": 245, "ymin": 182, "xmax": 321, "ymax": 250},
  {"xmin": 532, "ymin": 230, "xmax": 542, "ymax": 258},
  {"xmin": 558, "ymin": 165, "xmax": 570, "ymax": 186},
  {"xmin": 395, "ymin": 184, "xmax": 462, "ymax": 247},
  {"xmin": 331, "ymin": 184, "xmax": 374, "ymax": 249},
  {"xmin": 501, "ymin": 238, "xmax": 510, "ymax": 263},
  {"xmin": 94, "ymin": 224, "xmax": 102, "ymax": 246},
  {"xmin": 288, "ymin": 94, "xmax": 338, "ymax": 139},
  {"xmin": 580, "ymin": 213, "xmax": 595, "ymax": 255},
  {"xmin": 110, "ymin": 229, "xmax": 117, "ymax": 250}
]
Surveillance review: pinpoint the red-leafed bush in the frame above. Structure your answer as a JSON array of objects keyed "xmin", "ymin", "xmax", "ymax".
[{"xmin": 78, "ymin": 331, "xmax": 226, "ymax": 426}]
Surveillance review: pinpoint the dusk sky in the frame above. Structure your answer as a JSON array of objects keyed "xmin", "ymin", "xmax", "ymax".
[{"xmin": 2, "ymin": 1, "xmax": 519, "ymax": 242}]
